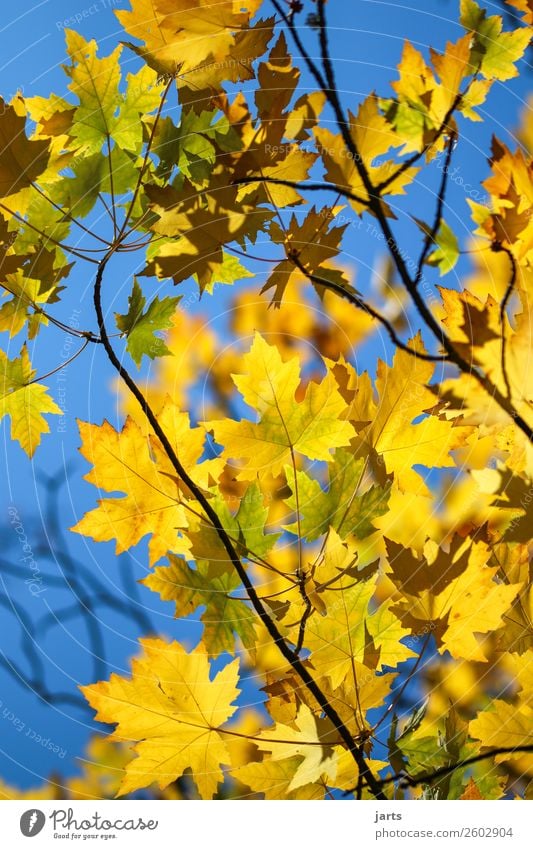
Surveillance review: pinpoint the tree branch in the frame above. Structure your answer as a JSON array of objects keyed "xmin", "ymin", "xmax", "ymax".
[
  {"xmin": 498, "ymin": 245, "xmax": 518, "ymax": 401},
  {"xmin": 413, "ymin": 132, "xmax": 456, "ymax": 288},
  {"xmin": 376, "ymin": 745, "xmax": 533, "ymax": 791},
  {"xmin": 275, "ymin": 0, "xmax": 533, "ymax": 442},
  {"xmin": 233, "ymin": 176, "xmax": 370, "ymax": 208},
  {"xmin": 93, "ymin": 252, "xmax": 387, "ymax": 800},
  {"xmin": 290, "ymin": 254, "xmax": 450, "ymax": 362}
]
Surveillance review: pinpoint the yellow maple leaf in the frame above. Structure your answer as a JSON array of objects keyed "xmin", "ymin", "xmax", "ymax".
[
  {"xmin": 437, "ymin": 281, "xmax": 533, "ymax": 475},
  {"xmin": 203, "ymin": 332, "xmax": 355, "ymax": 479},
  {"xmin": 469, "ymin": 700, "xmax": 533, "ymax": 772},
  {"xmin": 232, "ymin": 757, "xmax": 325, "ymax": 799},
  {"xmin": 473, "ymin": 139, "xmax": 533, "ymax": 263},
  {"xmin": 116, "ymin": 0, "xmax": 261, "ymax": 81},
  {"xmin": 387, "ymin": 536, "xmax": 522, "ymax": 661},
  {"xmin": 81, "ymin": 638, "xmax": 240, "ymax": 798},
  {"xmin": 255, "ymin": 704, "xmax": 337, "ymax": 791},
  {"xmin": 0, "ymin": 99, "xmax": 50, "ymax": 198},
  {"xmin": 262, "ymin": 207, "xmax": 349, "ymax": 305},
  {"xmin": 506, "ymin": 0, "xmax": 533, "ymax": 24},
  {"xmin": 314, "ymin": 95, "xmax": 419, "ymax": 213},
  {"xmin": 72, "ymin": 401, "xmax": 222, "ymax": 565},
  {"xmin": 429, "ymin": 34, "xmax": 473, "ymax": 125},
  {"xmin": 300, "ymin": 533, "xmax": 415, "ymax": 688},
  {"xmin": 333, "ymin": 334, "xmax": 471, "ymax": 493},
  {"xmin": 0, "ymin": 344, "xmax": 61, "ymax": 457}
]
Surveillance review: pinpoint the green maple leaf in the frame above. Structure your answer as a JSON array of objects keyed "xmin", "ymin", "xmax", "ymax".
[
  {"xmin": 113, "ymin": 65, "xmax": 165, "ymax": 154},
  {"xmin": 415, "ymin": 219, "xmax": 460, "ymax": 276},
  {"xmin": 56, "ymin": 149, "xmax": 141, "ymax": 219},
  {"xmin": 142, "ymin": 555, "xmax": 257, "ymax": 657},
  {"xmin": 218, "ymin": 482, "xmax": 281, "ymax": 559},
  {"xmin": 460, "ymin": 0, "xmax": 531, "ymax": 80},
  {"xmin": 115, "ymin": 278, "xmax": 180, "ymax": 368},
  {"xmin": 204, "ymin": 333, "xmax": 355, "ymax": 479},
  {"xmin": 284, "ymin": 449, "xmax": 391, "ymax": 542}
]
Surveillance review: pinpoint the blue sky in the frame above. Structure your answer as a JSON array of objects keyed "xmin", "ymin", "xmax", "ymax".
[{"xmin": 0, "ymin": 0, "xmax": 531, "ymax": 790}]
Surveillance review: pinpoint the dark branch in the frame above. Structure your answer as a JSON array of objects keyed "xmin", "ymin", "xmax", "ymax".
[
  {"xmin": 413, "ymin": 132, "xmax": 457, "ymax": 288},
  {"xmin": 93, "ymin": 252, "xmax": 387, "ymax": 800},
  {"xmin": 290, "ymin": 254, "xmax": 450, "ymax": 362},
  {"xmin": 303, "ymin": 0, "xmax": 533, "ymax": 442},
  {"xmin": 233, "ymin": 176, "xmax": 370, "ymax": 208},
  {"xmin": 498, "ymin": 245, "xmax": 518, "ymax": 401},
  {"xmin": 380, "ymin": 745, "xmax": 533, "ymax": 791}
]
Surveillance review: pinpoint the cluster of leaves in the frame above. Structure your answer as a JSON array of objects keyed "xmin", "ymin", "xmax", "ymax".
[{"xmin": 1, "ymin": 0, "xmax": 532, "ymax": 800}]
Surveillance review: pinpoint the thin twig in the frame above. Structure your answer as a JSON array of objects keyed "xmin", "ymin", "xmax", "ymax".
[
  {"xmin": 116, "ymin": 78, "xmax": 174, "ymax": 242},
  {"xmin": 25, "ymin": 338, "xmax": 90, "ymax": 386},
  {"xmin": 413, "ymin": 132, "xmax": 457, "ymax": 288},
  {"xmin": 290, "ymin": 254, "xmax": 449, "ymax": 362},
  {"xmin": 31, "ymin": 182, "xmax": 111, "ymax": 246},
  {"xmin": 0, "ymin": 202, "xmax": 101, "ymax": 264},
  {"xmin": 233, "ymin": 176, "xmax": 369, "ymax": 208},
  {"xmin": 376, "ymin": 746, "xmax": 533, "ymax": 791}
]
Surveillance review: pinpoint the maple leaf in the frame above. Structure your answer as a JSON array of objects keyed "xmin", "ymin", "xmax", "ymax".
[
  {"xmin": 203, "ymin": 332, "xmax": 355, "ymax": 479},
  {"xmin": 71, "ymin": 403, "xmax": 222, "ymax": 565},
  {"xmin": 469, "ymin": 651, "xmax": 533, "ymax": 771},
  {"xmin": 297, "ymin": 532, "xmax": 415, "ymax": 687},
  {"xmin": 175, "ymin": 17, "xmax": 275, "ymax": 112},
  {"xmin": 0, "ymin": 218, "xmax": 27, "ymax": 284},
  {"xmin": 81, "ymin": 638, "xmax": 240, "ymax": 797},
  {"xmin": 386, "ymin": 536, "xmax": 522, "ymax": 661},
  {"xmin": 262, "ymin": 207, "xmax": 350, "ymax": 306},
  {"xmin": 492, "ymin": 542, "xmax": 533, "ymax": 654},
  {"xmin": 384, "ymin": 33, "xmax": 493, "ymax": 152},
  {"xmin": 315, "ymin": 95, "xmax": 419, "ymax": 214},
  {"xmin": 63, "ymin": 30, "xmax": 122, "ymax": 154},
  {"xmin": 0, "ymin": 344, "xmax": 61, "ymax": 457},
  {"xmin": 461, "ymin": 0, "xmax": 532, "ymax": 80},
  {"xmin": 115, "ymin": 279, "xmax": 180, "ymax": 368},
  {"xmin": 142, "ymin": 554, "xmax": 257, "ymax": 657},
  {"xmin": 437, "ymin": 284, "xmax": 533, "ymax": 450},
  {"xmin": 283, "ymin": 449, "xmax": 390, "ymax": 542},
  {"xmin": 54, "ymin": 148, "xmax": 142, "ymax": 221},
  {"xmin": 187, "ymin": 483, "xmax": 281, "ymax": 564},
  {"xmin": 254, "ymin": 704, "xmax": 337, "ymax": 791},
  {"xmin": 460, "ymin": 778, "xmax": 484, "ymax": 800},
  {"xmin": 429, "ymin": 34, "xmax": 473, "ymax": 123},
  {"xmin": 0, "ymin": 269, "xmax": 55, "ymax": 339},
  {"xmin": 116, "ymin": 0, "xmax": 264, "ymax": 93},
  {"xmin": 472, "ymin": 138, "xmax": 533, "ymax": 264},
  {"xmin": 332, "ymin": 336, "xmax": 471, "ymax": 493},
  {"xmin": 415, "ymin": 218, "xmax": 460, "ymax": 275},
  {"xmin": 506, "ymin": 0, "xmax": 533, "ymax": 25},
  {"xmin": 113, "ymin": 65, "xmax": 165, "ymax": 153},
  {"xmin": 232, "ymin": 756, "xmax": 325, "ymax": 800},
  {"xmin": 142, "ymin": 180, "xmax": 261, "ymax": 290},
  {"xmin": 0, "ymin": 100, "xmax": 49, "ymax": 197}
]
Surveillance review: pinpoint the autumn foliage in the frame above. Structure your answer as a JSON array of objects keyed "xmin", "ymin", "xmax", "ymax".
[{"xmin": 1, "ymin": 0, "xmax": 533, "ymax": 800}]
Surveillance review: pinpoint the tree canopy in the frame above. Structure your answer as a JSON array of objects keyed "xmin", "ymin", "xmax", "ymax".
[{"xmin": 1, "ymin": 0, "xmax": 533, "ymax": 801}]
